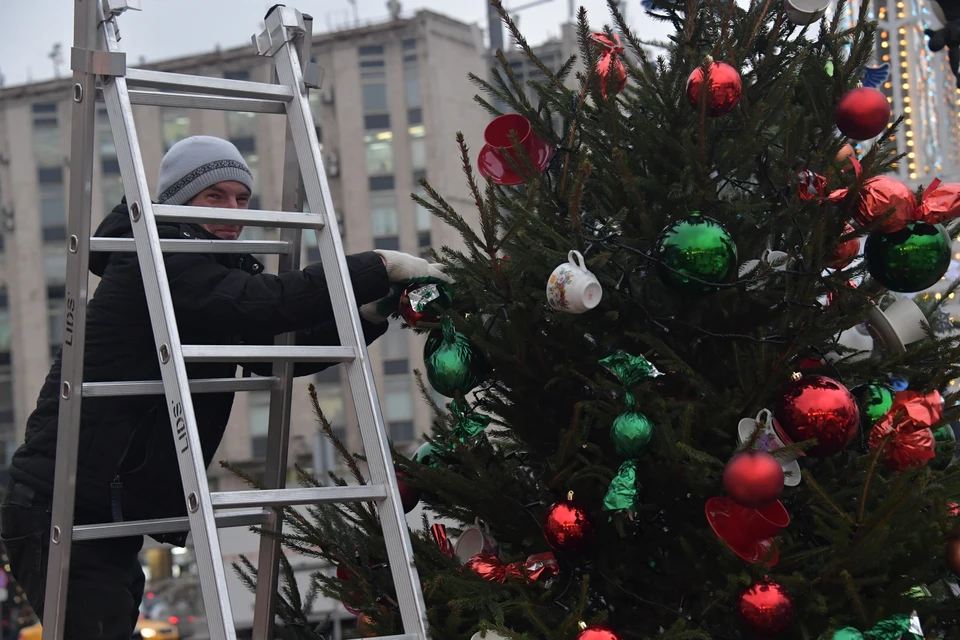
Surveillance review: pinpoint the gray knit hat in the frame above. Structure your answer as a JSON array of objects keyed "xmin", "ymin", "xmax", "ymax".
[{"xmin": 156, "ymin": 136, "xmax": 254, "ymax": 205}]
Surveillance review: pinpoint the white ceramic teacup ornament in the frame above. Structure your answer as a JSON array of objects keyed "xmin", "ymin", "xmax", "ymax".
[
  {"xmin": 737, "ymin": 409, "xmax": 802, "ymax": 487},
  {"xmin": 865, "ymin": 295, "xmax": 929, "ymax": 355},
  {"xmin": 454, "ymin": 519, "xmax": 500, "ymax": 563},
  {"xmin": 546, "ymin": 250, "xmax": 602, "ymax": 313},
  {"xmin": 471, "ymin": 632, "xmax": 510, "ymax": 640}
]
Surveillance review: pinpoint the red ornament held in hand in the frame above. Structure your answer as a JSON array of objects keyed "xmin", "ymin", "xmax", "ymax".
[
  {"xmin": 577, "ymin": 622, "xmax": 623, "ymax": 640},
  {"xmin": 686, "ymin": 59, "xmax": 742, "ymax": 117},
  {"xmin": 543, "ymin": 491, "xmax": 594, "ymax": 554},
  {"xmin": 773, "ymin": 373, "xmax": 859, "ymax": 457},
  {"xmin": 835, "ymin": 87, "xmax": 891, "ymax": 141},
  {"xmin": 723, "ymin": 451, "xmax": 784, "ymax": 509},
  {"xmin": 738, "ymin": 579, "xmax": 795, "ymax": 635}
]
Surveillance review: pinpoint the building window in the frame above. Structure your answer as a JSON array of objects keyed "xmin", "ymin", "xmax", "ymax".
[
  {"xmin": 370, "ymin": 193, "xmax": 398, "ymax": 237},
  {"xmin": 409, "ymin": 125, "xmax": 426, "ymax": 171},
  {"xmin": 308, "ymin": 90, "xmax": 324, "ymax": 143},
  {"xmin": 361, "ymin": 83, "xmax": 388, "ymax": 113},
  {"xmin": 0, "ymin": 294, "xmax": 9, "ymax": 354},
  {"xmin": 380, "ymin": 317, "xmax": 408, "ymax": 360},
  {"xmin": 40, "ymin": 183, "xmax": 66, "ymax": 232},
  {"xmin": 407, "ymin": 108, "xmax": 422, "ymax": 125},
  {"xmin": 227, "ymin": 112, "xmax": 257, "ymax": 141},
  {"xmin": 102, "ymin": 173, "xmax": 125, "ymax": 208},
  {"xmin": 224, "ymin": 70, "xmax": 251, "ymax": 81},
  {"xmin": 369, "ymin": 175, "xmax": 395, "ymax": 191},
  {"xmin": 383, "ymin": 359, "xmax": 408, "ymax": 375},
  {"xmin": 315, "ymin": 381, "xmax": 345, "ymax": 432},
  {"xmin": 248, "ymin": 390, "xmax": 271, "ymax": 458},
  {"xmin": 365, "ymin": 132, "xmax": 394, "ymax": 175},
  {"xmin": 44, "ymin": 248, "xmax": 67, "ymax": 284},
  {"xmin": 32, "ymin": 106, "xmax": 62, "ymax": 169},
  {"xmin": 375, "ymin": 236, "xmax": 400, "ymax": 251},
  {"xmin": 414, "ymin": 186, "xmax": 431, "ymax": 232},
  {"xmin": 403, "ymin": 54, "xmax": 421, "ymax": 109},
  {"xmin": 418, "ymin": 231, "xmax": 431, "ymax": 248},
  {"xmin": 161, "ymin": 108, "xmax": 190, "ymax": 151},
  {"xmin": 402, "ymin": 39, "xmax": 417, "ymax": 51},
  {"xmin": 384, "ymin": 375, "xmax": 414, "ymax": 443},
  {"xmin": 360, "ymin": 45, "xmax": 389, "ymax": 131}
]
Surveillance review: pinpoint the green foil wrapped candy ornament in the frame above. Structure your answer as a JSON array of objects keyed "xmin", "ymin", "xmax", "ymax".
[
  {"xmin": 611, "ymin": 412, "xmax": 654, "ymax": 458},
  {"xmin": 864, "ymin": 222, "xmax": 952, "ymax": 292},
  {"xmin": 655, "ymin": 212, "xmax": 737, "ymax": 294},
  {"xmin": 424, "ymin": 317, "xmax": 487, "ymax": 398},
  {"xmin": 603, "ymin": 460, "xmax": 639, "ymax": 512}
]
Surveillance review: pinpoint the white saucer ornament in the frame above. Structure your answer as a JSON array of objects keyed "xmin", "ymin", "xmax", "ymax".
[
  {"xmin": 738, "ymin": 409, "xmax": 803, "ymax": 487},
  {"xmin": 471, "ymin": 632, "xmax": 510, "ymax": 640},
  {"xmin": 783, "ymin": 0, "xmax": 830, "ymax": 25},
  {"xmin": 824, "ymin": 324, "xmax": 874, "ymax": 364},
  {"xmin": 865, "ymin": 296, "xmax": 930, "ymax": 355}
]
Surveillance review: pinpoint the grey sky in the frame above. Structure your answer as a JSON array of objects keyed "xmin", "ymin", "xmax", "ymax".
[{"xmin": 0, "ymin": 0, "xmax": 666, "ymax": 89}]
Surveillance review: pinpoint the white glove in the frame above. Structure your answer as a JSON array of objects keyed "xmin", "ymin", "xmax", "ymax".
[{"xmin": 374, "ymin": 250, "xmax": 453, "ymax": 284}]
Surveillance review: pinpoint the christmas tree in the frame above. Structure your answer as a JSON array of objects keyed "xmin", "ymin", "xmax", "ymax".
[{"xmin": 231, "ymin": 0, "xmax": 960, "ymax": 637}]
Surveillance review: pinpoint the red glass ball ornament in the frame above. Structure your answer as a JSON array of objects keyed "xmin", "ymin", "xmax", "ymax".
[
  {"xmin": 737, "ymin": 579, "xmax": 795, "ymax": 635},
  {"xmin": 396, "ymin": 470, "xmax": 421, "ymax": 514},
  {"xmin": 723, "ymin": 451, "xmax": 785, "ymax": 509},
  {"xmin": 835, "ymin": 87, "xmax": 891, "ymax": 141},
  {"xmin": 577, "ymin": 625, "xmax": 623, "ymax": 640},
  {"xmin": 542, "ymin": 491, "xmax": 594, "ymax": 554},
  {"xmin": 773, "ymin": 374, "xmax": 859, "ymax": 457},
  {"xmin": 828, "ymin": 223, "xmax": 861, "ymax": 269},
  {"xmin": 686, "ymin": 61, "xmax": 742, "ymax": 117},
  {"xmin": 335, "ymin": 563, "xmax": 364, "ymax": 615},
  {"xmin": 946, "ymin": 537, "xmax": 960, "ymax": 576}
]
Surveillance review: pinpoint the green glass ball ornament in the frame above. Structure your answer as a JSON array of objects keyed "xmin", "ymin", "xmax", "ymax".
[
  {"xmin": 655, "ymin": 212, "xmax": 737, "ymax": 294},
  {"xmin": 413, "ymin": 441, "xmax": 440, "ymax": 468},
  {"xmin": 424, "ymin": 318, "xmax": 487, "ymax": 398},
  {"xmin": 864, "ymin": 222, "xmax": 952, "ymax": 292},
  {"xmin": 830, "ymin": 629, "xmax": 864, "ymax": 640},
  {"xmin": 610, "ymin": 411, "xmax": 654, "ymax": 458},
  {"xmin": 853, "ymin": 383, "xmax": 895, "ymax": 429}
]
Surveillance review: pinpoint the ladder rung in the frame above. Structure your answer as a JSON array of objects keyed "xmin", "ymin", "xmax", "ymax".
[
  {"xmin": 125, "ymin": 67, "xmax": 293, "ymax": 102},
  {"xmin": 211, "ymin": 485, "xmax": 387, "ymax": 509},
  {"xmin": 181, "ymin": 345, "xmax": 355, "ymax": 363},
  {"xmin": 154, "ymin": 204, "xmax": 325, "ymax": 229},
  {"xmin": 90, "ymin": 238, "xmax": 292, "ymax": 254},
  {"xmin": 124, "ymin": 89, "xmax": 287, "ymax": 114},
  {"xmin": 72, "ymin": 508, "xmax": 270, "ymax": 541},
  {"xmin": 82, "ymin": 376, "xmax": 281, "ymax": 397}
]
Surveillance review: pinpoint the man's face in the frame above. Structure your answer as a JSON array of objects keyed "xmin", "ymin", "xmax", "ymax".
[{"xmin": 186, "ymin": 181, "xmax": 251, "ymax": 240}]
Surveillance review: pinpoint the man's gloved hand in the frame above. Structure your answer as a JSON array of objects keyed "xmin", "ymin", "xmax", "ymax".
[
  {"xmin": 359, "ymin": 251, "xmax": 453, "ymax": 325},
  {"xmin": 375, "ymin": 250, "xmax": 453, "ymax": 284}
]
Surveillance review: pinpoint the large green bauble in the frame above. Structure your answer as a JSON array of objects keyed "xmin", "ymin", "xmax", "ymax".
[
  {"xmin": 424, "ymin": 318, "xmax": 487, "ymax": 398},
  {"xmin": 852, "ymin": 383, "xmax": 895, "ymax": 451},
  {"xmin": 655, "ymin": 212, "xmax": 737, "ymax": 294},
  {"xmin": 864, "ymin": 222, "xmax": 952, "ymax": 292}
]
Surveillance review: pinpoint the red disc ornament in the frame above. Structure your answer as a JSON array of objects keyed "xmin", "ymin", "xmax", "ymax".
[
  {"xmin": 577, "ymin": 624, "xmax": 623, "ymax": 640},
  {"xmin": 396, "ymin": 470, "xmax": 421, "ymax": 514},
  {"xmin": 686, "ymin": 61, "xmax": 742, "ymax": 117},
  {"xmin": 773, "ymin": 374, "xmax": 859, "ymax": 457},
  {"xmin": 543, "ymin": 491, "xmax": 594, "ymax": 554},
  {"xmin": 737, "ymin": 579, "xmax": 795, "ymax": 635},
  {"xmin": 835, "ymin": 87, "xmax": 891, "ymax": 141},
  {"xmin": 828, "ymin": 223, "xmax": 861, "ymax": 269},
  {"xmin": 723, "ymin": 451, "xmax": 785, "ymax": 509}
]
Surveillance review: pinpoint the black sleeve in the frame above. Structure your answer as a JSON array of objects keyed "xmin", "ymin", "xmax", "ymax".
[
  {"xmin": 240, "ymin": 315, "xmax": 389, "ymax": 377},
  {"xmin": 165, "ymin": 249, "xmax": 389, "ymax": 336}
]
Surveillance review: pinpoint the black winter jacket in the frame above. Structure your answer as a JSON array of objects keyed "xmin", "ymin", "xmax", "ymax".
[{"xmin": 9, "ymin": 202, "xmax": 389, "ymax": 544}]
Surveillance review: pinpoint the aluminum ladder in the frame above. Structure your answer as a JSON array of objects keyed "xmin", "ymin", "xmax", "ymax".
[{"xmin": 43, "ymin": 2, "xmax": 430, "ymax": 639}]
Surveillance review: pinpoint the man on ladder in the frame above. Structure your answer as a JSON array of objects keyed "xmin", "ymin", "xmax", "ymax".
[{"xmin": 0, "ymin": 134, "xmax": 448, "ymax": 639}]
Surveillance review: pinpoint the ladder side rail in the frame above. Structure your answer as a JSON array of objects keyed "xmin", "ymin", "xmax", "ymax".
[
  {"xmin": 251, "ymin": 12, "xmax": 314, "ymax": 640},
  {"xmin": 96, "ymin": 12, "xmax": 237, "ymax": 640},
  {"xmin": 270, "ymin": 10, "xmax": 429, "ymax": 637},
  {"xmin": 41, "ymin": 2, "xmax": 100, "ymax": 638}
]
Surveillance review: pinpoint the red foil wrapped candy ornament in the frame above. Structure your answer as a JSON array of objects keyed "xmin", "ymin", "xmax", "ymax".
[
  {"xmin": 466, "ymin": 551, "xmax": 558, "ymax": 583},
  {"xmin": 543, "ymin": 491, "xmax": 594, "ymax": 554},
  {"xmin": 868, "ymin": 390, "xmax": 940, "ymax": 472},
  {"xmin": 686, "ymin": 59, "xmax": 742, "ymax": 117},
  {"xmin": 828, "ymin": 223, "xmax": 861, "ymax": 269},
  {"xmin": 589, "ymin": 32, "xmax": 627, "ymax": 99},
  {"xmin": 737, "ymin": 579, "xmax": 795, "ymax": 635},
  {"xmin": 773, "ymin": 374, "xmax": 860, "ymax": 457},
  {"xmin": 852, "ymin": 175, "xmax": 918, "ymax": 233}
]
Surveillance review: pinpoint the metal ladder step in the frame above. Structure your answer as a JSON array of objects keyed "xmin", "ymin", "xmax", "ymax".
[
  {"xmin": 181, "ymin": 345, "xmax": 355, "ymax": 363},
  {"xmin": 210, "ymin": 485, "xmax": 388, "ymax": 509},
  {"xmin": 89, "ymin": 237, "xmax": 292, "ymax": 254},
  {"xmin": 124, "ymin": 67, "xmax": 293, "ymax": 102},
  {"xmin": 72, "ymin": 508, "xmax": 270, "ymax": 541},
  {"xmin": 154, "ymin": 204, "xmax": 325, "ymax": 229},
  {"xmin": 123, "ymin": 89, "xmax": 288, "ymax": 114},
  {"xmin": 82, "ymin": 376, "xmax": 281, "ymax": 397}
]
